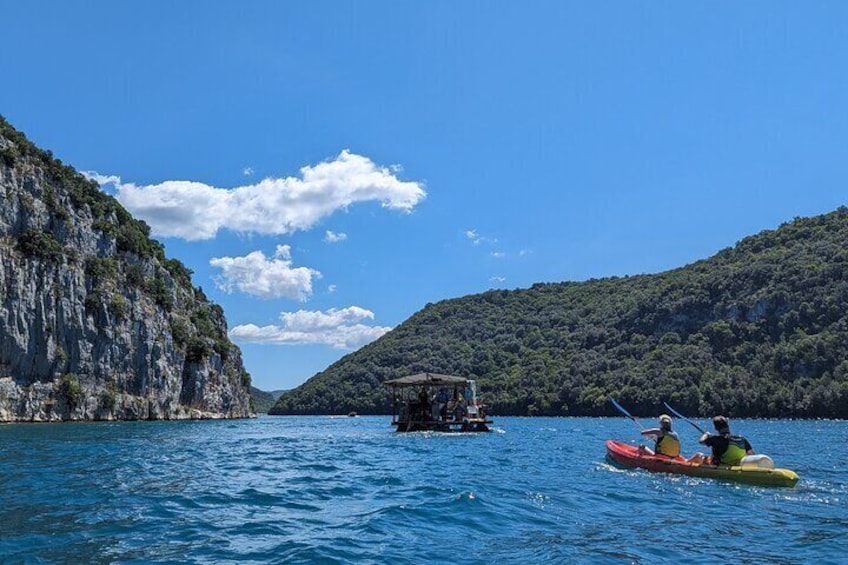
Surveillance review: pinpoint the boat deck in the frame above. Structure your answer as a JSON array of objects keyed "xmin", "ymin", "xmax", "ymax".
[{"xmin": 384, "ymin": 373, "xmax": 493, "ymax": 433}]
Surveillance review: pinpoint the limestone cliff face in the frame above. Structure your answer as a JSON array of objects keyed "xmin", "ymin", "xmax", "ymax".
[{"xmin": 0, "ymin": 116, "xmax": 252, "ymax": 421}]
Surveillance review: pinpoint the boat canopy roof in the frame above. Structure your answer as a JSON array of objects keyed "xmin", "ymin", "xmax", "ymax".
[{"xmin": 383, "ymin": 373, "xmax": 469, "ymax": 388}]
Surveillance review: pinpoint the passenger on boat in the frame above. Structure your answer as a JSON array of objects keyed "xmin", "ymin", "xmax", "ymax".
[
  {"xmin": 693, "ymin": 415, "xmax": 754, "ymax": 466},
  {"xmin": 456, "ymin": 387, "xmax": 469, "ymax": 420},
  {"xmin": 417, "ymin": 387, "xmax": 431, "ymax": 421},
  {"xmin": 638, "ymin": 414, "xmax": 681, "ymax": 457},
  {"xmin": 454, "ymin": 397, "xmax": 467, "ymax": 421},
  {"xmin": 437, "ymin": 388, "xmax": 449, "ymax": 421}
]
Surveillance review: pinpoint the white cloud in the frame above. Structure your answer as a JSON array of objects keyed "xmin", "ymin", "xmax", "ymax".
[
  {"xmin": 465, "ymin": 229, "xmax": 497, "ymax": 246},
  {"xmin": 324, "ymin": 230, "xmax": 347, "ymax": 243},
  {"xmin": 86, "ymin": 150, "xmax": 426, "ymax": 241},
  {"xmin": 491, "ymin": 251, "xmax": 505, "ymax": 258},
  {"xmin": 489, "ymin": 276, "xmax": 506, "ymax": 283},
  {"xmin": 229, "ymin": 306, "xmax": 392, "ymax": 349},
  {"xmin": 209, "ymin": 245, "xmax": 320, "ymax": 300},
  {"xmin": 82, "ymin": 171, "xmax": 122, "ymax": 186},
  {"xmin": 243, "ymin": 167, "xmax": 254, "ymax": 176},
  {"xmin": 328, "ymin": 284, "xmax": 337, "ymax": 293}
]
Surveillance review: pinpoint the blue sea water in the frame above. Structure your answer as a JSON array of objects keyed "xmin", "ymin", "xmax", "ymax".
[{"xmin": 0, "ymin": 416, "xmax": 845, "ymax": 564}]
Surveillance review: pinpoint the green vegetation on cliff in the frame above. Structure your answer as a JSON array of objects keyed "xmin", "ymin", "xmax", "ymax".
[
  {"xmin": 0, "ymin": 115, "xmax": 252, "ymax": 420},
  {"xmin": 0, "ymin": 115, "xmax": 243, "ymax": 377},
  {"xmin": 271, "ymin": 208, "xmax": 848, "ymax": 419}
]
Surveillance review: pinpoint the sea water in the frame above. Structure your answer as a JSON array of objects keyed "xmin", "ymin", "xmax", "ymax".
[{"xmin": 0, "ymin": 416, "xmax": 845, "ymax": 564}]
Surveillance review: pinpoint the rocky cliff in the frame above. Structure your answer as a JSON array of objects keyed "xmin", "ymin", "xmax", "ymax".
[{"xmin": 0, "ymin": 116, "xmax": 252, "ymax": 421}]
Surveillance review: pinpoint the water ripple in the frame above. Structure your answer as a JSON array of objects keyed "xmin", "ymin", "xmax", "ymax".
[{"xmin": 0, "ymin": 417, "xmax": 845, "ymax": 563}]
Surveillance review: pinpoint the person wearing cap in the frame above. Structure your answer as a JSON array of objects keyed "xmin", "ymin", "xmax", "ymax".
[
  {"xmin": 698, "ymin": 415, "xmax": 754, "ymax": 466},
  {"xmin": 639, "ymin": 414, "xmax": 681, "ymax": 457}
]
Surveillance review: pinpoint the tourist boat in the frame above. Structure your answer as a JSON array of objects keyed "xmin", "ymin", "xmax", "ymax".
[
  {"xmin": 384, "ymin": 373, "xmax": 493, "ymax": 432},
  {"xmin": 605, "ymin": 439, "xmax": 799, "ymax": 487}
]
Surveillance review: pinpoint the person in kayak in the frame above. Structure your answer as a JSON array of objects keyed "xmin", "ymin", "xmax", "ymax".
[
  {"xmin": 638, "ymin": 414, "xmax": 681, "ymax": 457},
  {"xmin": 696, "ymin": 415, "xmax": 754, "ymax": 466}
]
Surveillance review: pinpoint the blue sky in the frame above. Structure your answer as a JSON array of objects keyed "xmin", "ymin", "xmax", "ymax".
[{"xmin": 2, "ymin": 2, "xmax": 847, "ymax": 391}]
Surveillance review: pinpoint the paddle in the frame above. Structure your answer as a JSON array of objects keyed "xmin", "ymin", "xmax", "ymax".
[
  {"xmin": 663, "ymin": 401, "xmax": 707, "ymax": 434},
  {"xmin": 609, "ymin": 397, "xmax": 644, "ymax": 431}
]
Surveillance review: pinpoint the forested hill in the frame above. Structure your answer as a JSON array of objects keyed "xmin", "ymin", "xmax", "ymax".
[{"xmin": 271, "ymin": 208, "xmax": 848, "ymax": 419}]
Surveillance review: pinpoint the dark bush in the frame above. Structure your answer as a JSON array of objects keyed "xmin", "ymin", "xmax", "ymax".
[
  {"xmin": 59, "ymin": 373, "xmax": 83, "ymax": 408},
  {"xmin": 125, "ymin": 263, "xmax": 146, "ymax": 287},
  {"xmin": 99, "ymin": 389, "xmax": 116, "ymax": 412},
  {"xmin": 85, "ymin": 257, "xmax": 118, "ymax": 280},
  {"xmin": 17, "ymin": 229, "xmax": 63, "ymax": 262},
  {"xmin": 147, "ymin": 276, "xmax": 173, "ymax": 311},
  {"xmin": 0, "ymin": 144, "xmax": 19, "ymax": 166},
  {"xmin": 169, "ymin": 317, "xmax": 190, "ymax": 348},
  {"xmin": 186, "ymin": 337, "xmax": 211, "ymax": 363},
  {"xmin": 109, "ymin": 294, "xmax": 129, "ymax": 319},
  {"xmin": 85, "ymin": 291, "xmax": 103, "ymax": 317},
  {"xmin": 164, "ymin": 258, "xmax": 193, "ymax": 289}
]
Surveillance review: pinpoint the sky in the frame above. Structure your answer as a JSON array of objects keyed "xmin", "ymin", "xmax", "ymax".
[{"xmin": 1, "ymin": 2, "xmax": 847, "ymax": 391}]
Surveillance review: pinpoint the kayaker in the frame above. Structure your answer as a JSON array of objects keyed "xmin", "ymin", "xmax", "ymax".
[
  {"xmin": 639, "ymin": 414, "xmax": 681, "ymax": 457},
  {"xmin": 697, "ymin": 415, "xmax": 754, "ymax": 466}
]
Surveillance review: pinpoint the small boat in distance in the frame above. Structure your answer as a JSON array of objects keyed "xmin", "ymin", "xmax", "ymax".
[{"xmin": 384, "ymin": 373, "xmax": 492, "ymax": 432}]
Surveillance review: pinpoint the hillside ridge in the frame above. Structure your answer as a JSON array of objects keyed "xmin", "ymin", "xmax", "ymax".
[{"xmin": 271, "ymin": 207, "xmax": 848, "ymax": 419}]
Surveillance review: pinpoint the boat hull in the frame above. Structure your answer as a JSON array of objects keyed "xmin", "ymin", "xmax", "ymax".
[
  {"xmin": 392, "ymin": 419, "xmax": 492, "ymax": 433},
  {"xmin": 605, "ymin": 440, "xmax": 799, "ymax": 487}
]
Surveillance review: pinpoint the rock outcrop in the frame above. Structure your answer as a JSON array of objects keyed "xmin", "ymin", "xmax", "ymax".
[{"xmin": 0, "ymin": 116, "xmax": 252, "ymax": 421}]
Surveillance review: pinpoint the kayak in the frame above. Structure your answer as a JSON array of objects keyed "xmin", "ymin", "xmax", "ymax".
[{"xmin": 605, "ymin": 440, "xmax": 799, "ymax": 487}]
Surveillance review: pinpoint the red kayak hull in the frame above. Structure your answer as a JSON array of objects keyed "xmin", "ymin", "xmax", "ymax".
[{"xmin": 605, "ymin": 439, "xmax": 799, "ymax": 487}]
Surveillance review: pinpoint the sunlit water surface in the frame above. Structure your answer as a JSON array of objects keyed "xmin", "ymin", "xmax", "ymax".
[{"xmin": 0, "ymin": 416, "xmax": 845, "ymax": 564}]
